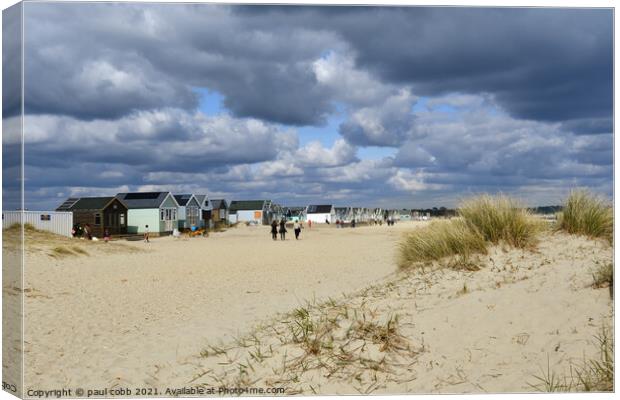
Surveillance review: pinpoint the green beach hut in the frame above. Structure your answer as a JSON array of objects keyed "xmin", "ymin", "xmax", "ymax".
[{"xmin": 116, "ymin": 192, "xmax": 180, "ymax": 235}]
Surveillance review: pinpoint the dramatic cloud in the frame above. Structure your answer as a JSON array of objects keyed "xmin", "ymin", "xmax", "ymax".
[
  {"xmin": 4, "ymin": 3, "xmax": 612, "ymax": 210},
  {"xmin": 339, "ymin": 89, "xmax": 418, "ymax": 147}
]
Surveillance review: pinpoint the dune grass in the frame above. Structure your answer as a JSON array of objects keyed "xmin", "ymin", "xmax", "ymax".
[
  {"xmin": 529, "ymin": 324, "xmax": 613, "ymax": 392},
  {"xmin": 398, "ymin": 219, "xmax": 487, "ymax": 267},
  {"xmin": 557, "ymin": 190, "xmax": 613, "ymax": 244},
  {"xmin": 50, "ymin": 246, "xmax": 76, "ymax": 258},
  {"xmin": 398, "ymin": 194, "xmax": 542, "ymax": 268},
  {"xmin": 459, "ymin": 194, "xmax": 543, "ymax": 248}
]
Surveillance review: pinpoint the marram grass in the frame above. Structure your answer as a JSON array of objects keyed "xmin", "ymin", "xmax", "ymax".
[
  {"xmin": 398, "ymin": 194, "xmax": 543, "ymax": 268},
  {"xmin": 557, "ymin": 190, "xmax": 613, "ymax": 244},
  {"xmin": 398, "ymin": 219, "xmax": 487, "ymax": 268},
  {"xmin": 459, "ymin": 194, "xmax": 543, "ymax": 248}
]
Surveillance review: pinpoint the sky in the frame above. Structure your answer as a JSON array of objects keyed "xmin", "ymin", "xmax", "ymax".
[{"xmin": 2, "ymin": 3, "xmax": 613, "ymax": 210}]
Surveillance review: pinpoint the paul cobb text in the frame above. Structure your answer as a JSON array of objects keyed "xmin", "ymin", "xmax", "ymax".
[{"xmin": 26, "ymin": 386, "xmax": 286, "ymax": 397}]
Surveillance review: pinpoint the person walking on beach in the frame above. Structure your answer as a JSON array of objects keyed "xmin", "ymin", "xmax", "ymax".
[
  {"xmin": 103, "ymin": 228, "xmax": 111, "ymax": 243},
  {"xmin": 294, "ymin": 220, "xmax": 302, "ymax": 240},
  {"xmin": 144, "ymin": 225, "xmax": 150, "ymax": 243},
  {"xmin": 270, "ymin": 220, "xmax": 278, "ymax": 241},
  {"xmin": 279, "ymin": 219, "xmax": 287, "ymax": 240}
]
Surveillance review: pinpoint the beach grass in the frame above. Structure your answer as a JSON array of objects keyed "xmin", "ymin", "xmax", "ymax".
[
  {"xmin": 529, "ymin": 324, "xmax": 613, "ymax": 392},
  {"xmin": 398, "ymin": 219, "xmax": 487, "ymax": 267},
  {"xmin": 50, "ymin": 246, "xmax": 76, "ymax": 258},
  {"xmin": 398, "ymin": 194, "xmax": 542, "ymax": 268},
  {"xmin": 459, "ymin": 194, "xmax": 543, "ymax": 249},
  {"xmin": 556, "ymin": 190, "xmax": 613, "ymax": 244},
  {"xmin": 592, "ymin": 262, "xmax": 613, "ymax": 296}
]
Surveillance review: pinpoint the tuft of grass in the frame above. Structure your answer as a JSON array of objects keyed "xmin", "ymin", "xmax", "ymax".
[
  {"xmin": 592, "ymin": 262, "xmax": 613, "ymax": 289},
  {"xmin": 6, "ymin": 222, "xmax": 37, "ymax": 232},
  {"xmin": 71, "ymin": 246, "xmax": 89, "ymax": 255},
  {"xmin": 50, "ymin": 246, "xmax": 75, "ymax": 257},
  {"xmin": 557, "ymin": 190, "xmax": 613, "ymax": 244},
  {"xmin": 398, "ymin": 219, "xmax": 487, "ymax": 268},
  {"xmin": 398, "ymin": 194, "xmax": 543, "ymax": 269},
  {"xmin": 529, "ymin": 324, "xmax": 614, "ymax": 392},
  {"xmin": 459, "ymin": 194, "xmax": 543, "ymax": 248},
  {"xmin": 576, "ymin": 324, "xmax": 614, "ymax": 391},
  {"xmin": 351, "ymin": 314, "xmax": 406, "ymax": 352}
]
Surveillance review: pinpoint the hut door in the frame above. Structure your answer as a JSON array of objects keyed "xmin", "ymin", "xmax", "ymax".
[{"xmin": 162, "ymin": 208, "xmax": 176, "ymax": 231}]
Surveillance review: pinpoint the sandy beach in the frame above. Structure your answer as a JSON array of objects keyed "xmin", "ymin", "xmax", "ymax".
[{"xmin": 7, "ymin": 221, "xmax": 613, "ymax": 394}]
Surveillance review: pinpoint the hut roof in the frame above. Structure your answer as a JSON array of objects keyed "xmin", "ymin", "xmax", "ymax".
[
  {"xmin": 116, "ymin": 192, "xmax": 176, "ymax": 209},
  {"xmin": 307, "ymin": 205, "xmax": 333, "ymax": 214},
  {"xmin": 211, "ymin": 199, "xmax": 227, "ymax": 209},
  {"xmin": 56, "ymin": 197, "xmax": 81, "ymax": 211},
  {"xmin": 229, "ymin": 200, "xmax": 268, "ymax": 212},
  {"xmin": 56, "ymin": 196, "xmax": 125, "ymax": 211},
  {"xmin": 173, "ymin": 194, "xmax": 195, "ymax": 206}
]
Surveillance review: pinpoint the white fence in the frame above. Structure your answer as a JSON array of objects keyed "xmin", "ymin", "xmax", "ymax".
[{"xmin": 2, "ymin": 211, "xmax": 73, "ymax": 237}]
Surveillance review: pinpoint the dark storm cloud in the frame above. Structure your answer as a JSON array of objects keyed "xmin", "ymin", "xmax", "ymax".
[
  {"xmin": 22, "ymin": 3, "xmax": 337, "ymax": 124},
  {"xmin": 234, "ymin": 6, "xmax": 612, "ymax": 128},
  {"xmin": 23, "ymin": 4, "xmax": 612, "ymax": 129},
  {"xmin": 2, "ymin": 4, "xmax": 22, "ymax": 118}
]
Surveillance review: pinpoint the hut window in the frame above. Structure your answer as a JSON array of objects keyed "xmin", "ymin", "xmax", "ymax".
[
  {"xmin": 40, "ymin": 214, "xmax": 51, "ymax": 221},
  {"xmin": 120, "ymin": 214, "xmax": 125, "ymax": 225},
  {"xmin": 94, "ymin": 213, "xmax": 101, "ymax": 225}
]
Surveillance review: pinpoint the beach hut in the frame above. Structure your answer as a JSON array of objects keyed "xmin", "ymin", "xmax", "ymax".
[
  {"xmin": 56, "ymin": 196, "xmax": 128, "ymax": 237},
  {"xmin": 228, "ymin": 200, "xmax": 273, "ymax": 225},
  {"xmin": 194, "ymin": 195, "xmax": 212, "ymax": 228},
  {"xmin": 116, "ymin": 192, "xmax": 180, "ymax": 235},
  {"xmin": 284, "ymin": 207, "xmax": 306, "ymax": 222},
  {"xmin": 210, "ymin": 199, "xmax": 228, "ymax": 226},
  {"xmin": 334, "ymin": 207, "xmax": 350, "ymax": 222},
  {"xmin": 399, "ymin": 209, "xmax": 412, "ymax": 221},
  {"xmin": 306, "ymin": 205, "xmax": 335, "ymax": 224},
  {"xmin": 173, "ymin": 194, "xmax": 201, "ymax": 230}
]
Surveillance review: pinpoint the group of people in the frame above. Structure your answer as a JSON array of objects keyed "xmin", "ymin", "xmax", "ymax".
[
  {"xmin": 334, "ymin": 219, "xmax": 356, "ymax": 228},
  {"xmin": 71, "ymin": 223, "xmax": 111, "ymax": 242},
  {"xmin": 270, "ymin": 219, "xmax": 303, "ymax": 240}
]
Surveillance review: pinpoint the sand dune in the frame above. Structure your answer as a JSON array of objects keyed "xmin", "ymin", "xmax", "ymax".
[{"xmin": 9, "ymin": 221, "xmax": 613, "ymax": 393}]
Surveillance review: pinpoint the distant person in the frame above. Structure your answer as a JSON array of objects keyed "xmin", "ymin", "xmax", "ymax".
[
  {"xmin": 144, "ymin": 225, "xmax": 150, "ymax": 243},
  {"xmin": 308, "ymin": 220, "xmax": 312, "ymax": 229},
  {"xmin": 74, "ymin": 224, "xmax": 84, "ymax": 238},
  {"xmin": 84, "ymin": 224, "xmax": 93, "ymax": 240},
  {"xmin": 335, "ymin": 219, "xmax": 340, "ymax": 228},
  {"xmin": 270, "ymin": 220, "xmax": 278, "ymax": 241},
  {"xmin": 279, "ymin": 219, "xmax": 287, "ymax": 240},
  {"xmin": 103, "ymin": 228, "xmax": 111, "ymax": 243},
  {"xmin": 294, "ymin": 221, "xmax": 302, "ymax": 240},
  {"xmin": 351, "ymin": 219, "xmax": 356, "ymax": 228},
  {"xmin": 325, "ymin": 218, "xmax": 330, "ymax": 224}
]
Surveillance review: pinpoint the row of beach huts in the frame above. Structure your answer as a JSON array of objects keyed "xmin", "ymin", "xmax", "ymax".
[{"xmin": 2, "ymin": 192, "xmax": 432, "ymax": 238}]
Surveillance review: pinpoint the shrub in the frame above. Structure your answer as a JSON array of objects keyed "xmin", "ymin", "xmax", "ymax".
[
  {"xmin": 459, "ymin": 194, "xmax": 542, "ymax": 248},
  {"xmin": 557, "ymin": 190, "xmax": 613, "ymax": 244}
]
